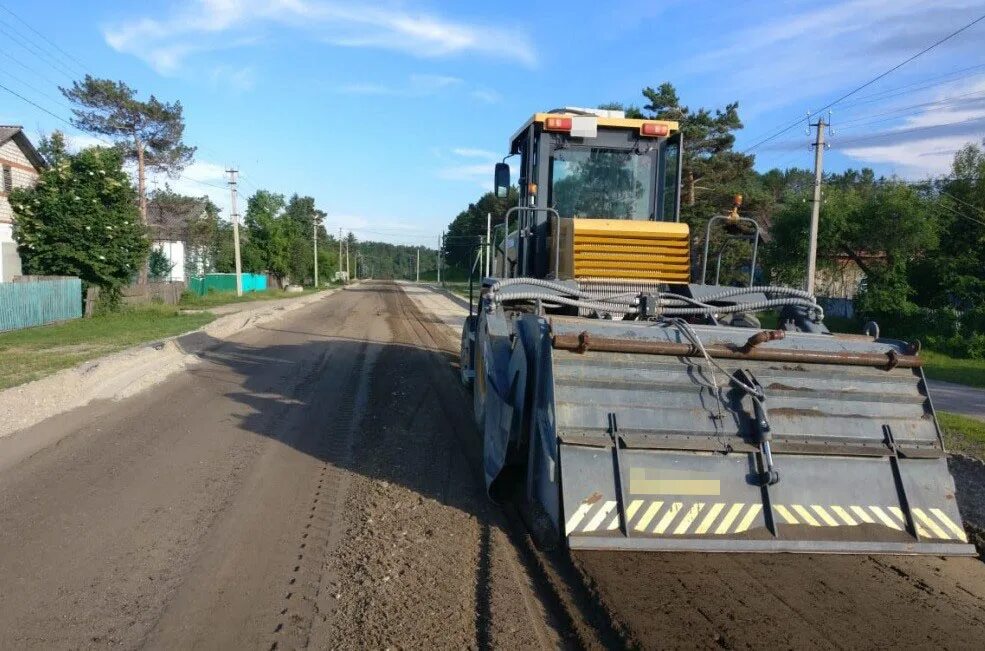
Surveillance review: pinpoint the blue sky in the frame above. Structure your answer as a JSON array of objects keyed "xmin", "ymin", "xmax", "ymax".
[{"xmin": 1, "ymin": 0, "xmax": 984, "ymax": 245}]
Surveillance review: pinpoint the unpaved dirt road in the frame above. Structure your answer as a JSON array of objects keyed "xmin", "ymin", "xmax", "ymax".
[
  {"xmin": 0, "ymin": 283, "xmax": 560, "ymax": 649},
  {"xmin": 1, "ymin": 282, "xmax": 984, "ymax": 649}
]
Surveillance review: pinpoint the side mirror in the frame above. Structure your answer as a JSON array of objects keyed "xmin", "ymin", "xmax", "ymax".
[{"xmin": 494, "ymin": 162, "xmax": 510, "ymax": 198}]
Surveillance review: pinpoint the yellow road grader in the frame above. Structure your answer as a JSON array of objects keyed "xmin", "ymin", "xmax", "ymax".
[{"xmin": 459, "ymin": 107, "xmax": 973, "ymax": 555}]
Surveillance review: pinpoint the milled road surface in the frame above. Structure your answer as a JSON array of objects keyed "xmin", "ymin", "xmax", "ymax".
[
  {"xmin": 1, "ymin": 282, "xmax": 985, "ymax": 649},
  {"xmin": 0, "ymin": 283, "xmax": 560, "ymax": 649}
]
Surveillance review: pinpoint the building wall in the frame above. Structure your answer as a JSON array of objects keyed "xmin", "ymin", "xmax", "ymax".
[
  {"xmin": 0, "ymin": 223, "xmax": 22, "ymax": 282},
  {"xmin": 0, "ymin": 136, "xmax": 41, "ymax": 281},
  {"xmin": 152, "ymin": 240, "xmax": 186, "ymax": 283}
]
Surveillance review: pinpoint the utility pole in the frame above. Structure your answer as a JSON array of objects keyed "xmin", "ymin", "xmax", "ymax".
[
  {"xmin": 345, "ymin": 238, "xmax": 350, "ymax": 281},
  {"xmin": 312, "ymin": 216, "xmax": 319, "ymax": 288},
  {"xmin": 226, "ymin": 168, "xmax": 243, "ymax": 296},
  {"xmin": 806, "ymin": 117, "xmax": 827, "ymax": 296},
  {"xmin": 437, "ymin": 232, "xmax": 443, "ymax": 285},
  {"xmin": 338, "ymin": 228, "xmax": 343, "ymax": 282},
  {"xmin": 416, "ymin": 247, "xmax": 420, "ymax": 282}
]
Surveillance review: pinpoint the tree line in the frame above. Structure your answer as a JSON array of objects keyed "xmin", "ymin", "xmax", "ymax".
[
  {"xmin": 9, "ymin": 75, "xmax": 436, "ymax": 308},
  {"xmin": 443, "ymin": 83, "xmax": 985, "ymax": 358}
]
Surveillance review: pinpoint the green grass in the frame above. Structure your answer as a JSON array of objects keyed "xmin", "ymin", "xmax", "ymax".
[
  {"xmin": 0, "ymin": 304, "xmax": 215, "ymax": 390},
  {"xmin": 178, "ymin": 287, "xmax": 326, "ymax": 309},
  {"xmin": 921, "ymin": 350, "xmax": 985, "ymax": 389},
  {"xmin": 939, "ymin": 411, "xmax": 985, "ymax": 460}
]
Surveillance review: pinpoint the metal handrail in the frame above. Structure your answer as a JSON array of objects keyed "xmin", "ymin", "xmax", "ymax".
[
  {"xmin": 701, "ymin": 215, "xmax": 762, "ymax": 287},
  {"xmin": 501, "ymin": 205, "xmax": 561, "ymax": 278}
]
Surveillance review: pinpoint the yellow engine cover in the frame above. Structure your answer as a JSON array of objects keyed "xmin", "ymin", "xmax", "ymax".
[{"xmin": 553, "ymin": 218, "xmax": 691, "ymax": 283}]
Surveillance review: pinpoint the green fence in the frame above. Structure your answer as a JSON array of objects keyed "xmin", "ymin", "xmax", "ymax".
[
  {"xmin": 0, "ymin": 277, "xmax": 82, "ymax": 331},
  {"xmin": 187, "ymin": 273, "xmax": 268, "ymax": 296}
]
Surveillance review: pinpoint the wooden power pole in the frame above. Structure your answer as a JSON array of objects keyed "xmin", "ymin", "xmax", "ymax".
[
  {"xmin": 806, "ymin": 118, "xmax": 827, "ymax": 296},
  {"xmin": 226, "ymin": 168, "xmax": 243, "ymax": 296}
]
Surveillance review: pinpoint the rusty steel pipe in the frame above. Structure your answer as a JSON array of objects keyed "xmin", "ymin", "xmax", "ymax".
[{"xmin": 552, "ymin": 332, "xmax": 922, "ymax": 369}]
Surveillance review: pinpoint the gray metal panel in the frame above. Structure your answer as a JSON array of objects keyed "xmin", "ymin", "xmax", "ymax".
[
  {"xmin": 550, "ymin": 318, "xmax": 941, "ymax": 452},
  {"xmin": 559, "ymin": 445, "xmax": 973, "ymax": 553}
]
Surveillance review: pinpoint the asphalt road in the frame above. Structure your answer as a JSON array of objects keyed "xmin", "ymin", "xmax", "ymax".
[
  {"xmin": 1, "ymin": 282, "xmax": 984, "ymax": 649},
  {"xmin": 928, "ymin": 378, "xmax": 985, "ymax": 421}
]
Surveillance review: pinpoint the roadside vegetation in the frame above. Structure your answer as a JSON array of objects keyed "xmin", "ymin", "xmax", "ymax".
[
  {"xmin": 178, "ymin": 287, "xmax": 328, "ymax": 309},
  {"xmin": 0, "ymin": 305, "xmax": 214, "ymax": 390},
  {"xmin": 939, "ymin": 411, "xmax": 985, "ymax": 460}
]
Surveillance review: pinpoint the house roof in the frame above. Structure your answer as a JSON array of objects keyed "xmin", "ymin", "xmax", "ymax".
[
  {"xmin": 147, "ymin": 195, "xmax": 209, "ymax": 240},
  {"xmin": 0, "ymin": 125, "xmax": 48, "ymax": 170}
]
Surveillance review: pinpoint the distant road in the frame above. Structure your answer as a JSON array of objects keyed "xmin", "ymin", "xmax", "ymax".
[{"xmin": 928, "ymin": 379, "xmax": 985, "ymax": 420}]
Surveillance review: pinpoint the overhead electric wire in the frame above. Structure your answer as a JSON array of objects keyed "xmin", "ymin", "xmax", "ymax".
[
  {"xmin": 0, "ymin": 3, "xmax": 89, "ymax": 74},
  {"xmin": 0, "ymin": 68, "xmax": 76, "ymax": 111},
  {"xmin": 837, "ymin": 62, "xmax": 985, "ymax": 109},
  {"xmin": 0, "ymin": 80, "xmax": 74, "ymax": 126},
  {"xmin": 742, "ymin": 11, "xmax": 985, "ymax": 154},
  {"xmin": 0, "ymin": 20, "xmax": 77, "ymax": 80}
]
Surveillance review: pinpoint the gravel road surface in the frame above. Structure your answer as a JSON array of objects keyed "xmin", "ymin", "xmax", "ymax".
[
  {"xmin": 1, "ymin": 281, "xmax": 984, "ymax": 649},
  {"xmin": 0, "ymin": 283, "xmax": 560, "ymax": 649}
]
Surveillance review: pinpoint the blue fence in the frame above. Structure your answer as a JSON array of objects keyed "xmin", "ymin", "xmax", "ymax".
[
  {"xmin": 187, "ymin": 273, "xmax": 268, "ymax": 296},
  {"xmin": 0, "ymin": 277, "xmax": 82, "ymax": 332}
]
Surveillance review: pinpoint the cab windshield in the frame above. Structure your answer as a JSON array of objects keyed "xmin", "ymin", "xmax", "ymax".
[{"xmin": 550, "ymin": 148, "xmax": 653, "ymax": 220}]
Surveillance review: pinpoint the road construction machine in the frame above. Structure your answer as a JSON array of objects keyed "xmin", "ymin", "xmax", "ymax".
[{"xmin": 459, "ymin": 107, "xmax": 974, "ymax": 555}]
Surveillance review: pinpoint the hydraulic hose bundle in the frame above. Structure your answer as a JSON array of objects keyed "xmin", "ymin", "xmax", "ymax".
[{"xmin": 486, "ymin": 278, "xmax": 824, "ymax": 322}]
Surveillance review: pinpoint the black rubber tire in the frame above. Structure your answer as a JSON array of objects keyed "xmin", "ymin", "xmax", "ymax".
[
  {"xmin": 459, "ymin": 316, "xmax": 475, "ymax": 390},
  {"xmin": 472, "ymin": 322, "xmax": 487, "ymax": 431}
]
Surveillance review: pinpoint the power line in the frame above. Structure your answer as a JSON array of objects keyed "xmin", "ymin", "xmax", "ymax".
[
  {"xmin": 935, "ymin": 197, "xmax": 985, "ymax": 227},
  {"xmin": 0, "ymin": 69, "xmax": 75, "ymax": 111},
  {"xmin": 835, "ymin": 88, "xmax": 985, "ymax": 129},
  {"xmin": 0, "ymin": 19, "xmax": 77, "ymax": 80},
  {"xmin": 742, "ymin": 11, "xmax": 985, "ymax": 154},
  {"xmin": 0, "ymin": 81, "xmax": 74, "ymax": 126},
  {"xmin": 837, "ymin": 62, "xmax": 985, "ymax": 109},
  {"xmin": 0, "ymin": 3, "xmax": 89, "ymax": 74}
]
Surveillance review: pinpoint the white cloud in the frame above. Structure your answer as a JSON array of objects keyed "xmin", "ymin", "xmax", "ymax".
[
  {"xmin": 210, "ymin": 65, "xmax": 257, "ymax": 91},
  {"xmin": 451, "ymin": 147, "xmax": 498, "ymax": 159},
  {"xmin": 685, "ymin": 0, "xmax": 983, "ymax": 119},
  {"xmin": 145, "ymin": 160, "xmax": 232, "ymax": 218},
  {"xmin": 104, "ymin": 0, "xmax": 536, "ymax": 75},
  {"xmin": 338, "ymin": 73, "xmax": 462, "ymax": 97},
  {"xmin": 436, "ymin": 147, "xmax": 500, "ymax": 190},
  {"xmin": 64, "ymin": 133, "xmax": 110, "ymax": 152},
  {"xmin": 470, "ymin": 88, "xmax": 501, "ymax": 104},
  {"xmin": 840, "ymin": 76, "xmax": 985, "ymax": 176}
]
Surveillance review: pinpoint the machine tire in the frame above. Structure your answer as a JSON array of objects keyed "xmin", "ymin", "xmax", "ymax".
[
  {"xmin": 473, "ymin": 325, "xmax": 488, "ymax": 431},
  {"xmin": 459, "ymin": 316, "xmax": 475, "ymax": 390}
]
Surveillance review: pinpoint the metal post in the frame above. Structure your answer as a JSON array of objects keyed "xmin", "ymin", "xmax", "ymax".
[
  {"xmin": 416, "ymin": 247, "xmax": 420, "ymax": 282},
  {"xmin": 806, "ymin": 118, "xmax": 826, "ymax": 295},
  {"xmin": 338, "ymin": 228, "xmax": 343, "ymax": 282},
  {"xmin": 313, "ymin": 216, "xmax": 319, "ymax": 287},
  {"xmin": 226, "ymin": 168, "xmax": 243, "ymax": 297},
  {"xmin": 486, "ymin": 212, "xmax": 492, "ymax": 278},
  {"xmin": 437, "ymin": 232, "xmax": 442, "ymax": 284},
  {"xmin": 345, "ymin": 238, "xmax": 350, "ymax": 281}
]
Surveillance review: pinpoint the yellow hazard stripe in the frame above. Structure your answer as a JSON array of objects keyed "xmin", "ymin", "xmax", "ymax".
[{"xmin": 565, "ymin": 497, "xmax": 968, "ymax": 542}]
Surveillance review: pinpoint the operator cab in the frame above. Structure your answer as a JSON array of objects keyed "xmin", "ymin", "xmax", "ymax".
[{"xmin": 492, "ymin": 107, "xmax": 683, "ymax": 280}]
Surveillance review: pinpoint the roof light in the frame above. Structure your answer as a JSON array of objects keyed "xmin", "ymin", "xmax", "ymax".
[
  {"xmin": 544, "ymin": 116, "xmax": 572, "ymax": 132},
  {"xmin": 640, "ymin": 122, "xmax": 670, "ymax": 137}
]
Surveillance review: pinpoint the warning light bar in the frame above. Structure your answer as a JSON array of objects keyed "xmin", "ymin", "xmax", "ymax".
[
  {"xmin": 640, "ymin": 122, "xmax": 670, "ymax": 137},
  {"xmin": 544, "ymin": 116, "xmax": 573, "ymax": 132}
]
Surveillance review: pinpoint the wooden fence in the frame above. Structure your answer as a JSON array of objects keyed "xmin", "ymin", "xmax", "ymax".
[{"xmin": 0, "ymin": 276, "xmax": 82, "ymax": 332}]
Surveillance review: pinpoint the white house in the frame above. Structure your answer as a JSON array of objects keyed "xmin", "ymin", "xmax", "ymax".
[
  {"xmin": 147, "ymin": 195, "xmax": 211, "ymax": 283},
  {"xmin": 0, "ymin": 126, "xmax": 46, "ymax": 282}
]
